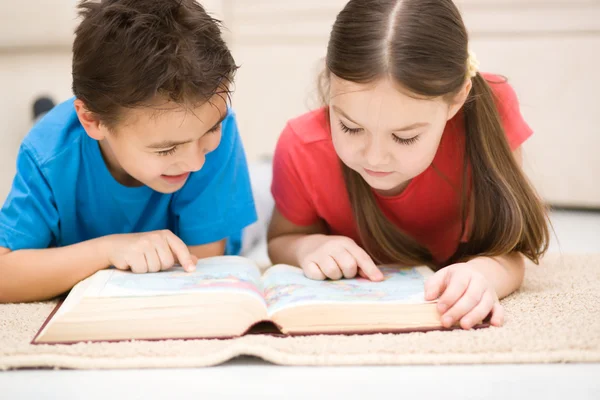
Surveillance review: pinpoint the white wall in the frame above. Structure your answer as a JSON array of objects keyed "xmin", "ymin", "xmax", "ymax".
[{"xmin": 1, "ymin": 0, "xmax": 599, "ymax": 207}]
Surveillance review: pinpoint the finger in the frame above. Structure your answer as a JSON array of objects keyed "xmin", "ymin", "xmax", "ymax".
[
  {"xmin": 344, "ymin": 243, "xmax": 383, "ymax": 281},
  {"xmin": 317, "ymin": 256, "xmax": 344, "ymax": 280},
  {"xmin": 490, "ymin": 302, "xmax": 504, "ymax": 327},
  {"xmin": 459, "ymin": 290, "xmax": 496, "ymax": 330},
  {"xmin": 302, "ymin": 261, "xmax": 326, "ymax": 280},
  {"xmin": 143, "ymin": 245, "xmax": 162, "ymax": 273},
  {"xmin": 424, "ymin": 268, "xmax": 449, "ymax": 301},
  {"xmin": 112, "ymin": 259, "xmax": 130, "ymax": 271},
  {"xmin": 441, "ymin": 283, "xmax": 484, "ymax": 328},
  {"xmin": 164, "ymin": 231, "xmax": 196, "ymax": 272},
  {"xmin": 153, "ymin": 237, "xmax": 175, "ymax": 271},
  {"xmin": 126, "ymin": 249, "xmax": 148, "ymax": 274},
  {"xmin": 436, "ymin": 269, "xmax": 470, "ymax": 313},
  {"xmin": 331, "ymin": 249, "xmax": 358, "ymax": 279},
  {"xmin": 357, "ymin": 269, "xmax": 368, "ymax": 279}
]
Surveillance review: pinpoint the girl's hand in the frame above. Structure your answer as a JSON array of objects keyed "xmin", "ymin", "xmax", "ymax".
[
  {"xmin": 424, "ymin": 260, "xmax": 504, "ymax": 330},
  {"xmin": 297, "ymin": 235, "xmax": 384, "ymax": 281},
  {"xmin": 107, "ymin": 230, "xmax": 198, "ymax": 274}
]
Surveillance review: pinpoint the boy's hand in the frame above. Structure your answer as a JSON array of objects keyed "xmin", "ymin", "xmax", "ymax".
[
  {"xmin": 107, "ymin": 230, "xmax": 198, "ymax": 273},
  {"xmin": 424, "ymin": 261, "xmax": 504, "ymax": 330},
  {"xmin": 297, "ymin": 235, "xmax": 384, "ymax": 281}
]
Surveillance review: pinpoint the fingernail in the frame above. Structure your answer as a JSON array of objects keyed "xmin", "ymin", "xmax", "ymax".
[
  {"xmin": 443, "ymin": 316, "xmax": 453, "ymax": 327},
  {"xmin": 187, "ymin": 264, "xmax": 196, "ymax": 272}
]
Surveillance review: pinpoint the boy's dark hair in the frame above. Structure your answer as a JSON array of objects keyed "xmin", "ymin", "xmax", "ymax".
[{"xmin": 72, "ymin": 0, "xmax": 236, "ymax": 128}]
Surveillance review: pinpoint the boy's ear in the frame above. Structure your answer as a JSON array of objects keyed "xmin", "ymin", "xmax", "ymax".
[
  {"xmin": 446, "ymin": 79, "xmax": 472, "ymax": 121},
  {"xmin": 74, "ymin": 98, "xmax": 106, "ymax": 140}
]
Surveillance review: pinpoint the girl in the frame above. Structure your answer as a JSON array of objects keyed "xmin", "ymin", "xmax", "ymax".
[{"xmin": 267, "ymin": 0, "xmax": 549, "ymax": 330}]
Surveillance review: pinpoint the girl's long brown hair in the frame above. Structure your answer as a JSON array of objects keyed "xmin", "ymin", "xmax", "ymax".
[{"xmin": 324, "ymin": 0, "xmax": 549, "ymax": 268}]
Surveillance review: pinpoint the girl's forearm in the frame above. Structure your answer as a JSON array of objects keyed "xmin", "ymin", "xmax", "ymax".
[{"xmin": 466, "ymin": 252, "xmax": 526, "ymax": 298}]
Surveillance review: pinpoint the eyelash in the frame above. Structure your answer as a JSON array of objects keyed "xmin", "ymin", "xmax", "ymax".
[
  {"xmin": 157, "ymin": 147, "xmax": 178, "ymax": 157},
  {"xmin": 392, "ymin": 135, "xmax": 420, "ymax": 145},
  {"xmin": 338, "ymin": 120, "xmax": 420, "ymax": 145},
  {"xmin": 338, "ymin": 120, "xmax": 363, "ymax": 135},
  {"xmin": 155, "ymin": 124, "xmax": 222, "ymax": 156}
]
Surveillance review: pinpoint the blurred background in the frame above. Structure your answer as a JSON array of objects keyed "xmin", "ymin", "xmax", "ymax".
[
  {"xmin": 0, "ymin": 2, "xmax": 599, "ymax": 394},
  {"xmin": 0, "ymin": 0, "xmax": 599, "ymax": 218}
]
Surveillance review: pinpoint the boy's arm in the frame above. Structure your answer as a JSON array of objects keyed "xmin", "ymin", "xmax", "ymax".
[
  {"xmin": 189, "ymin": 239, "xmax": 226, "ymax": 259},
  {"xmin": 0, "ymin": 228, "xmax": 204, "ymax": 303},
  {"xmin": 0, "ymin": 239, "xmax": 113, "ymax": 303}
]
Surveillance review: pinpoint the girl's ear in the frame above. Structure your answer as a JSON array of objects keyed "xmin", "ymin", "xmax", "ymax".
[
  {"xmin": 74, "ymin": 98, "xmax": 106, "ymax": 141},
  {"xmin": 446, "ymin": 79, "xmax": 473, "ymax": 121}
]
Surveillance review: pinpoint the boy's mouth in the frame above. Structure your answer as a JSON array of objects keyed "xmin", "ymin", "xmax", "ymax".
[{"xmin": 161, "ymin": 172, "xmax": 190, "ymax": 185}]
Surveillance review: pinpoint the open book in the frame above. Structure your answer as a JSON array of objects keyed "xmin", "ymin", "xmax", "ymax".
[{"xmin": 34, "ymin": 256, "xmax": 452, "ymax": 344}]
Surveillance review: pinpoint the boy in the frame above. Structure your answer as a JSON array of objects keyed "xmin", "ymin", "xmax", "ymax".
[{"xmin": 0, "ymin": 0, "xmax": 257, "ymax": 303}]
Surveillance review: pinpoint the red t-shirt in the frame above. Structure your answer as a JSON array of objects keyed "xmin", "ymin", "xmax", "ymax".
[{"xmin": 271, "ymin": 74, "xmax": 533, "ymax": 264}]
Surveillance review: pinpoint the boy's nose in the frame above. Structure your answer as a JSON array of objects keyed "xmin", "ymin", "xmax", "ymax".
[{"xmin": 185, "ymin": 146, "xmax": 206, "ymax": 172}]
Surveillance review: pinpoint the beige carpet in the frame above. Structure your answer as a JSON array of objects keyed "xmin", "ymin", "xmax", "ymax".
[{"xmin": 1, "ymin": 254, "xmax": 599, "ymax": 370}]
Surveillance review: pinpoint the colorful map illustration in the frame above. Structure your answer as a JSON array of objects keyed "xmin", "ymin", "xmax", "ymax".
[
  {"xmin": 263, "ymin": 265, "xmax": 429, "ymax": 314},
  {"xmin": 97, "ymin": 256, "xmax": 263, "ymax": 299}
]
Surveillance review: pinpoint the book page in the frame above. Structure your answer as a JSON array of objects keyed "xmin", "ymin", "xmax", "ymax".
[
  {"xmin": 263, "ymin": 264, "xmax": 433, "ymax": 315},
  {"xmin": 89, "ymin": 256, "xmax": 264, "ymax": 301}
]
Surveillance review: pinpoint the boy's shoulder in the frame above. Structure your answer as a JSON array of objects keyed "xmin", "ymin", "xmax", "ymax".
[{"xmin": 21, "ymin": 98, "xmax": 84, "ymax": 167}]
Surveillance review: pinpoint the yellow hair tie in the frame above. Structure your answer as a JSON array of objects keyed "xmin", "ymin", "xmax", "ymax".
[{"xmin": 466, "ymin": 49, "xmax": 480, "ymax": 79}]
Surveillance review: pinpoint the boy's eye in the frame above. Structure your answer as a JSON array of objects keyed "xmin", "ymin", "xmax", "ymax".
[
  {"xmin": 339, "ymin": 120, "xmax": 363, "ymax": 135},
  {"xmin": 156, "ymin": 146, "xmax": 178, "ymax": 156},
  {"xmin": 207, "ymin": 124, "xmax": 222, "ymax": 134}
]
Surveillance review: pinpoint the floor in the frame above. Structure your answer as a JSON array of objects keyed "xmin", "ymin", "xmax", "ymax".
[{"xmin": 1, "ymin": 210, "xmax": 599, "ymax": 399}]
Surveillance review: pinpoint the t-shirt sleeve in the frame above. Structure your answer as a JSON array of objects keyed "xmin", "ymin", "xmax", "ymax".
[
  {"xmin": 271, "ymin": 123, "xmax": 319, "ymax": 226},
  {"xmin": 489, "ymin": 77, "xmax": 533, "ymax": 151},
  {"xmin": 171, "ymin": 110, "xmax": 257, "ymax": 247},
  {"xmin": 0, "ymin": 145, "xmax": 59, "ymax": 250}
]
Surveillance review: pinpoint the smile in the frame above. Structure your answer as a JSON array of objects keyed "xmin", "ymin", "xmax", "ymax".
[{"xmin": 161, "ymin": 172, "xmax": 190, "ymax": 184}]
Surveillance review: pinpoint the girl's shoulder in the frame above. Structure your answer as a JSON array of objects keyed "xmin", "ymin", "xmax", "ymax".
[
  {"xmin": 273, "ymin": 107, "xmax": 340, "ymax": 182},
  {"xmin": 481, "ymin": 72, "xmax": 533, "ymax": 150},
  {"xmin": 481, "ymin": 72, "xmax": 522, "ymax": 110},
  {"xmin": 282, "ymin": 107, "xmax": 331, "ymax": 145}
]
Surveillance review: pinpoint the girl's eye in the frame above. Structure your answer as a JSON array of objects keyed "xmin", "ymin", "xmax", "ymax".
[
  {"xmin": 392, "ymin": 134, "xmax": 420, "ymax": 145},
  {"xmin": 339, "ymin": 120, "xmax": 363, "ymax": 135},
  {"xmin": 156, "ymin": 146, "xmax": 178, "ymax": 156}
]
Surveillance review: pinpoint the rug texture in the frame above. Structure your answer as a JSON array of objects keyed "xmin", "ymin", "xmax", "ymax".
[{"xmin": 1, "ymin": 254, "xmax": 599, "ymax": 369}]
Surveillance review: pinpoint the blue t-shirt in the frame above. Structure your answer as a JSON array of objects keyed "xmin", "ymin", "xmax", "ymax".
[{"xmin": 0, "ymin": 98, "xmax": 257, "ymax": 255}]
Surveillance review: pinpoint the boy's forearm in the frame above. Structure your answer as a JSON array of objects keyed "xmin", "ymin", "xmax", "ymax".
[
  {"xmin": 466, "ymin": 252, "xmax": 526, "ymax": 299},
  {"xmin": 0, "ymin": 237, "xmax": 113, "ymax": 303}
]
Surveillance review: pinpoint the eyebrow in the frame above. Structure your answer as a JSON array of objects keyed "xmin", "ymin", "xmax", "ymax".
[
  {"xmin": 146, "ymin": 113, "xmax": 227, "ymax": 149},
  {"xmin": 332, "ymin": 105, "xmax": 429, "ymax": 132}
]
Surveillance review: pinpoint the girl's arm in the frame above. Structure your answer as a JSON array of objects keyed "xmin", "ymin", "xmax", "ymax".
[
  {"xmin": 423, "ymin": 147, "xmax": 528, "ymax": 329},
  {"xmin": 267, "ymin": 208, "xmax": 328, "ymax": 267},
  {"xmin": 465, "ymin": 253, "xmax": 525, "ymax": 299},
  {"xmin": 267, "ymin": 208, "xmax": 383, "ymax": 281},
  {"xmin": 424, "ymin": 253, "xmax": 525, "ymax": 330}
]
